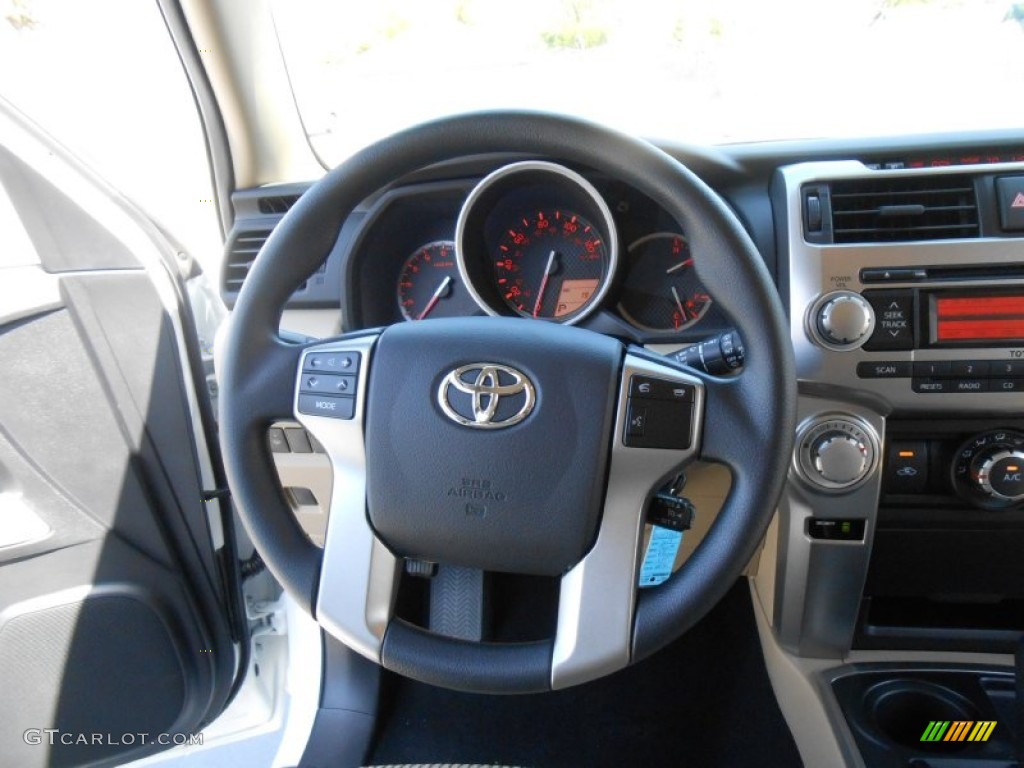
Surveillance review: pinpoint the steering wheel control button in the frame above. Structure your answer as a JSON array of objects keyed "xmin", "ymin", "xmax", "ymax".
[
  {"xmin": 302, "ymin": 351, "xmax": 360, "ymax": 374},
  {"xmin": 885, "ymin": 440, "xmax": 929, "ymax": 494},
  {"xmin": 623, "ymin": 400, "xmax": 693, "ymax": 450},
  {"xmin": 297, "ymin": 393, "xmax": 356, "ymax": 420},
  {"xmin": 626, "ymin": 404, "xmax": 647, "ymax": 436},
  {"xmin": 629, "ymin": 375, "xmax": 694, "ymax": 402},
  {"xmin": 856, "ymin": 361, "xmax": 911, "ymax": 379},
  {"xmin": 623, "ymin": 374, "xmax": 696, "ymax": 448},
  {"xmin": 806, "ymin": 518, "xmax": 866, "ymax": 542},
  {"xmin": 297, "ymin": 350, "xmax": 361, "ymax": 419},
  {"xmin": 814, "ymin": 291, "xmax": 875, "ymax": 348},
  {"xmin": 796, "ymin": 416, "xmax": 878, "ymax": 492},
  {"xmin": 862, "ymin": 289, "xmax": 915, "ymax": 351},
  {"xmin": 300, "ymin": 372, "xmax": 356, "ymax": 395}
]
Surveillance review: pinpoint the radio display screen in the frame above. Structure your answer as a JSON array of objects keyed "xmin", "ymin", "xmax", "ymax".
[{"xmin": 933, "ymin": 294, "xmax": 1024, "ymax": 344}]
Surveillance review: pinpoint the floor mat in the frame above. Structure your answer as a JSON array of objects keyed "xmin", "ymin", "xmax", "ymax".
[{"xmin": 368, "ymin": 580, "xmax": 803, "ymax": 767}]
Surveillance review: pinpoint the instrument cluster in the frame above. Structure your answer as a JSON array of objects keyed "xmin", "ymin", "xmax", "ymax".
[{"xmin": 346, "ymin": 160, "xmax": 727, "ymax": 341}]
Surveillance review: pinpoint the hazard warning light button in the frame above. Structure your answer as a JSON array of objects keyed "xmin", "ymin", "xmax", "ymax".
[{"xmin": 995, "ymin": 176, "xmax": 1024, "ymax": 231}]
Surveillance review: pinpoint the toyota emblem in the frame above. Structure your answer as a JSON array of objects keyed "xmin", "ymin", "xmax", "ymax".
[{"xmin": 438, "ymin": 364, "xmax": 536, "ymax": 429}]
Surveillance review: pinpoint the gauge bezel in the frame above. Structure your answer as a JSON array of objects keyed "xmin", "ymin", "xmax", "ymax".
[
  {"xmin": 455, "ymin": 161, "xmax": 619, "ymax": 325},
  {"xmin": 616, "ymin": 231, "xmax": 713, "ymax": 334}
]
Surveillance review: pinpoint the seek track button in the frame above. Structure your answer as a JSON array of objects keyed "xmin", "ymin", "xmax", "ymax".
[{"xmin": 863, "ymin": 290, "xmax": 914, "ymax": 351}]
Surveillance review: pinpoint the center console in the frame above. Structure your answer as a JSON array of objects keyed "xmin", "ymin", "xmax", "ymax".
[{"xmin": 769, "ymin": 159, "xmax": 1024, "ymax": 764}]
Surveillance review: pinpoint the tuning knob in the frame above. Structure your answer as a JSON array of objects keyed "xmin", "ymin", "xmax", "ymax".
[
  {"xmin": 797, "ymin": 417, "xmax": 878, "ymax": 492},
  {"xmin": 811, "ymin": 291, "xmax": 875, "ymax": 349}
]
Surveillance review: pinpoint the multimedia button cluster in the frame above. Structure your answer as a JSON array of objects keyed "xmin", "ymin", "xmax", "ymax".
[
  {"xmin": 910, "ymin": 360, "xmax": 1023, "ymax": 394},
  {"xmin": 298, "ymin": 351, "xmax": 361, "ymax": 419},
  {"xmin": 857, "ymin": 359, "xmax": 1024, "ymax": 393}
]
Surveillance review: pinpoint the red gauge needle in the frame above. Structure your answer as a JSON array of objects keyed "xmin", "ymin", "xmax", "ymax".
[
  {"xmin": 532, "ymin": 250, "xmax": 558, "ymax": 318},
  {"xmin": 671, "ymin": 286, "xmax": 688, "ymax": 320},
  {"xmin": 666, "ymin": 258, "xmax": 694, "ymax": 275},
  {"xmin": 417, "ymin": 276, "xmax": 453, "ymax": 320}
]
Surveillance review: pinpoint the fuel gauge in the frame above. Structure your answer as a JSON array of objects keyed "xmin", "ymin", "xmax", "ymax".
[{"xmin": 617, "ymin": 233, "xmax": 712, "ymax": 332}]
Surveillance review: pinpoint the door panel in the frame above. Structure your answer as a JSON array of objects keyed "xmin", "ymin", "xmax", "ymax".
[{"xmin": 0, "ymin": 126, "xmax": 239, "ymax": 767}]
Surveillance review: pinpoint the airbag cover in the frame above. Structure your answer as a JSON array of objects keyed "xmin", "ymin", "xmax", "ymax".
[{"xmin": 365, "ymin": 317, "xmax": 620, "ymax": 576}]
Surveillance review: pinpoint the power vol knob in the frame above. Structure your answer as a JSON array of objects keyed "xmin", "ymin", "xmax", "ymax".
[{"xmin": 811, "ymin": 291, "xmax": 875, "ymax": 349}]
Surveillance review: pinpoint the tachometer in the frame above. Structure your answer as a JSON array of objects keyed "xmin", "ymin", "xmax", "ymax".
[
  {"xmin": 456, "ymin": 161, "xmax": 618, "ymax": 325},
  {"xmin": 617, "ymin": 233, "xmax": 712, "ymax": 332},
  {"xmin": 397, "ymin": 241, "xmax": 476, "ymax": 321},
  {"xmin": 494, "ymin": 209, "xmax": 606, "ymax": 319}
]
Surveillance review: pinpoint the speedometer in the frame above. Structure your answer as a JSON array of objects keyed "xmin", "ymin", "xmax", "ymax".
[
  {"xmin": 456, "ymin": 161, "xmax": 618, "ymax": 325},
  {"xmin": 494, "ymin": 209, "xmax": 606, "ymax": 319}
]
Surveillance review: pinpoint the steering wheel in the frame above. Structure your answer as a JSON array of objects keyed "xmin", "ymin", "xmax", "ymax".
[{"xmin": 218, "ymin": 112, "xmax": 796, "ymax": 694}]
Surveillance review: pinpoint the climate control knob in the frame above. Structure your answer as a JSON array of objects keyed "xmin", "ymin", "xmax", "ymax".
[
  {"xmin": 796, "ymin": 416, "xmax": 878, "ymax": 492},
  {"xmin": 812, "ymin": 291, "xmax": 875, "ymax": 349},
  {"xmin": 951, "ymin": 430, "xmax": 1024, "ymax": 510},
  {"xmin": 814, "ymin": 434, "xmax": 870, "ymax": 485}
]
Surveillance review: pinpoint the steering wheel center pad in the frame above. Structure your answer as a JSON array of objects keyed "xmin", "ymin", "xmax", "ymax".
[{"xmin": 366, "ymin": 317, "xmax": 621, "ymax": 576}]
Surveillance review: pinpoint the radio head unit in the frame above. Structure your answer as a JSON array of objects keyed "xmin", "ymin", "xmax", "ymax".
[{"xmin": 779, "ymin": 160, "xmax": 1024, "ymax": 413}]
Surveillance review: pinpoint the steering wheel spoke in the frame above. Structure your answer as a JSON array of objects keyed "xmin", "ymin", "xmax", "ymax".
[
  {"xmin": 696, "ymin": 372, "xmax": 763, "ymax": 472},
  {"xmin": 294, "ymin": 335, "xmax": 400, "ymax": 660},
  {"xmin": 551, "ymin": 352, "xmax": 703, "ymax": 689}
]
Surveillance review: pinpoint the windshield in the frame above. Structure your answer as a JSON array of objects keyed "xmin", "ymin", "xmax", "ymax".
[{"xmin": 274, "ymin": 0, "xmax": 1024, "ymax": 167}]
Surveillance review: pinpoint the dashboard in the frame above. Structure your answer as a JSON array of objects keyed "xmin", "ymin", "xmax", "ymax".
[{"xmin": 225, "ymin": 129, "xmax": 1024, "ymax": 765}]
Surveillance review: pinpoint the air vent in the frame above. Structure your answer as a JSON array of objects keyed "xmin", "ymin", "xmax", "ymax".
[
  {"xmin": 829, "ymin": 175, "xmax": 979, "ymax": 244},
  {"xmin": 258, "ymin": 194, "xmax": 301, "ymax": 214},
  {"xmin": 222, "ymin": 228, "xmax": 272, "ymax": 293}
]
